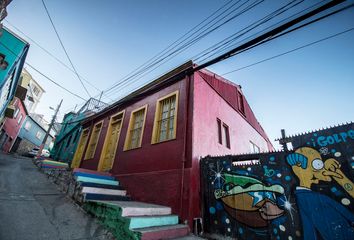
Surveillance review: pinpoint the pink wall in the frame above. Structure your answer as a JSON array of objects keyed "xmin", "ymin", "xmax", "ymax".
[
  {"xmin": 187, "ymin": 71, "xmax": 274, "ymax": 221},
  {"xmin": 2, "ymin": 98, "xmax": 26, "ymax": 152}
]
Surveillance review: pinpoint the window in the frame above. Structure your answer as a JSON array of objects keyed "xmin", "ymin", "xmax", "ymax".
[
  {"xmin": 33, "ymin": 86, "xmax": 40, "ymax": 96},
  {"xmin": 250, "ymin": 141, "xmax": 260, "ymax": 153},
  {"xmin": 217, "ymin": 118, "xmax": 222, "ymax": 144},
  {"xmin": 152, "ymin": 91, "xmax": 179, "ymax": 144},
  {"xmin": 217, "ymin": 119, "xmax": 231, "ymax": 149},
  {"xmin": 223, "ymin": 123, "xmax": 230, "ymax": 149},
  {"xmin": 24, "ymin": 121, "xmax": 31, "ymax": 130},
  {"xmin": 237, "ymin": 90, "xmax": 245, "ymax": 114},
  {"xmin": 98, "ymin": 111, "xmax": 125, "ymax": 171},
  {"xmin": 17, "ymin": 114, "xmax": 23, "ymax": 124},
  {"xmin": 36, "ymin": 131, "xmax": 42, "ymax": 139},
  {"xmin": 71, "ymin": 128, "xmax": 90, "ymax": 168},
  {"xmin": 14, "ymin": 108, "xmax": 19, "ymax": 118},
  {"xmin": 84, "ymin": 121, "xmax": 103, "ymax": 160},
  {"xmin": 124, "ymin": 105, "xmax": 147, "ymax": 150}
]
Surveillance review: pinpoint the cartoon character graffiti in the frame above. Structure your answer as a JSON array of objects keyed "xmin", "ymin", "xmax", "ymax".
[
  {"xmin": 287, "ymin": 147, "xmax": 354, "ymax": 240},
  {"xmin": 214, "ymin": 174, "xmax": 285, "ymax": 227}
]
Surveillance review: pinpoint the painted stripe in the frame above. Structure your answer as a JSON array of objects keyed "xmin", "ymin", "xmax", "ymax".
[
  {"xmin": 84, "ymin": 193, "xmax": 130, "ymax": 201},
  {"xmin": 76, "ymin": 176, "xmax": 119, "ymax": 186},
  {"xmin": 129, "ymin": 215, "xmax": 179, "ymax": 229},
  {"xmin": 42, "ymin": 160, "xmax": 68, "ymax": 166},
  {"xmin": 73, "ymin": 172, "xmax": 115, "ymax": 180},
  {"xmin": 73, "ymin": 168, "xmax": 112, "ymax": 176},
  {"xmin": 81, "ymin": 187, "xmax": 126, "ymax": 196},
  {"xmin": 79, "ymin": 182, "xmax": 124, "ymax": 190},
  {"xmin": 41, "ymin": 164, "xmax": 67, "ymax": 169}
]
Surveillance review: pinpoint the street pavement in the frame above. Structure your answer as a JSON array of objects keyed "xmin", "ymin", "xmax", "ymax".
[{"xmin": 0, "ymin": 153, "xmax": 110, "ymax": 240}]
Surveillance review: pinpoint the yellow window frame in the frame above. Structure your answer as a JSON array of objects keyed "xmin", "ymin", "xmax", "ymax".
[
  {"xmin": 151, "ymin": 90, "xmax": 179, "ymax": 144},
  {"xmin": 84, "ymin": 120, "xmax": 104, "ymax": 160},
  {"xmin": 71, "ymin": 127, "xmax": 90, "ymax": 168},
  {"xmin": 98, "ymin": 110, "xmax": 125, "ymax": 171},
  {"xmin": 123, "ymin": 105, "xmax": 148, "ymax": 151}
]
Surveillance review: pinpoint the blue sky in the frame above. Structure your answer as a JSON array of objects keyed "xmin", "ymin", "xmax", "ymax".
[{"xmin": 5, "ymin": 0, "xmax": 354, "ymax": 149}]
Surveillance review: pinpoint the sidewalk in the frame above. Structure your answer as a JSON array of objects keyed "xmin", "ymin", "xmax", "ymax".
[{"xmin": 0, "ymin": 153, "xmax": 112, "ymax": 240}]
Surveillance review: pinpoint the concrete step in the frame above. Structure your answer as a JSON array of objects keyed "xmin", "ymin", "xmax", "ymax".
[
  {"xmin": 135, "ymin": 224, "xmax": 189, "ymax": 240},
  {"xmin": 73, "ymin": 168, "xmax": 113, "ymax": 176},
  {"xmin": 73, "ymin": 172, "xmax": 116, "ymax": 181},
  {"xmin": 76, "ymin": 176, "xmax": 119, "ymax": 186},
  {"xmin": 81, "ymin": 187, "xmax": 127, "ymax": 196},
  {"xmin": 128, "ymin": 215, "xmax": 179, "ymax": 230},
  {"xmin": 91, "ymin": 200, "xmax": 172, "ymax": 217},
  {"xmin": 78, "ymin": 182, "xmax": 125, "ymax": 190}
]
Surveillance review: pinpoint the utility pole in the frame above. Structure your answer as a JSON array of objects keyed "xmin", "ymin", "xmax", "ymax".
[{"xmin": 37, "ymin": 99, "xmax": 63, "ymax": 157}]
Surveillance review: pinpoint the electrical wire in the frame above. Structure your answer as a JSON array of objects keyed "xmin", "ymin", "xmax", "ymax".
[
  {"xmin": 103, "ymin": 0, "xmax": 265, "ymax": 99},
  {"xmin": 26, "ymin": 63, "xmax": 87, "ymax": 101},
  {"xmin": 0, "ymin": 40, "xmax": 88, "ymax": 101},
  {"xmin": 3, "ymin": 20, "xmax": 105, "ymax": 95},
  {"xmin": 221, "ymin": 27, "xmax": 354, "ymax": 75},
  {"xmin": 41, "ymin": 0, "xmax": 91, "ymax": 98}
]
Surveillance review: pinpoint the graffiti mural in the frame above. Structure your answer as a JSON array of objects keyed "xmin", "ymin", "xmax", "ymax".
[{"xmin": 201, "ymin": 122, "xmax": 354, "ymax": 240}]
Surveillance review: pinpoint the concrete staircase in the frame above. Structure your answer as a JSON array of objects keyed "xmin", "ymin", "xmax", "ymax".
[{"xmin": 71, "ymin": 168, "xmax": 190, "ymax": 240}]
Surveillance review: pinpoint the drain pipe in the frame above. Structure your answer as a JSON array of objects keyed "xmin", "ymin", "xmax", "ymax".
[{"xmin": 179, "ymin": 74, "xmax": 191, "ymax": 223}]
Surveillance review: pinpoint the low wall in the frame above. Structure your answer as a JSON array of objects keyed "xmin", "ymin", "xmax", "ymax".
[{"xmin": 201, "ymin": 124, "xmax": 354, "ymax": 239}]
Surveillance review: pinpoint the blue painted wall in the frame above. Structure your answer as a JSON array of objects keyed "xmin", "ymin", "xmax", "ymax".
[
  {"xmin": 0, "ymin": 28, "xmax": 29, "ymax": 119},
  {"xmin": 18, "ymin": 116, "xmax": 53, "ymax": 149},
  {"xmin": 51, "ymin": 111, "xmax": 87, "ymax": 163}
]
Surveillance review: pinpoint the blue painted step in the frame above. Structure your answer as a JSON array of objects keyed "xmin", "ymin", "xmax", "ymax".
[
  {"xmin": 84, "ymin": 193, "xmax": 131, "ymax": 201},
  {"xmin": 76, "ymin": 176, "xmax": 119, "ymax": 186},
  {"xmin": 73, "ymin": 172, "xmax": 116, "ymax": 181},
  {"xmin": 79, "ymin": 182, "xmax": 125, "ymax": 190},
  {"xmin": 128, "ymin": 215, "xmax": 179, "ymax": 229}
]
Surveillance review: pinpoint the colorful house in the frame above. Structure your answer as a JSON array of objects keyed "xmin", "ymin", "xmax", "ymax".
[
  {"xmin": 71, "ymin": 61, "xmax": 273, "ymax": 226},
  {"xmin": 51, "ymin": 98, "xmax": 108, "ymax": 163},
  {"xmin": 13, "ymin": 115, "xmax": 53, "ymax": 155},
  {"xmin": 0, "ymin": 97, "xmax": 27, "ymax": 152},
  {"xmin": 0, "ymin": 27, "xmax": 29, "ymax": 122}
]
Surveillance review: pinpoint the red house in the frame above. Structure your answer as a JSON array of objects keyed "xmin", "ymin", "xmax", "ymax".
[
  {"xmin": 0, "ymin": 97, "xmax": 27, "ymax": 152},
  {"xmin": 71, "ymin": 61, "xmax": 273, "ymax": 226}
]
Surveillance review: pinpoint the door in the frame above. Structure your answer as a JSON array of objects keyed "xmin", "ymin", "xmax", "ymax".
[
  {"xmin": 98, "ymin": 112, "xmax": 124, "ymax": 171},
  {"xmin": 10, "ymin": 137, "xmax": 22, "ymax": 153},
  {"xmin": 71, "ymin": 128, "xmax": 90, "ymax": 168}
]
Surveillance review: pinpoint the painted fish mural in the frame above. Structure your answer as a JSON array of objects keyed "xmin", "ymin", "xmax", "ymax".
[{"xmin": 215, "ymin": 174, "xmax": 285, "ymax": 227}]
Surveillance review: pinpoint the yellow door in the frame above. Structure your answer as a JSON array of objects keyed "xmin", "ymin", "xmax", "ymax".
[
  {"xmin": 71, "ymin": 128, "xmax": 90, "ymax": 168},
  {"xmin": 98, "ymin": 112, "xmax": 124, "ymax": 171}
]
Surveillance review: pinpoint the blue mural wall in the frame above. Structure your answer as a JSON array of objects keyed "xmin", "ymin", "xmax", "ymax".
[{"xmin": 201, "ymin": 123, "xmax": 354, "ymax": 240}]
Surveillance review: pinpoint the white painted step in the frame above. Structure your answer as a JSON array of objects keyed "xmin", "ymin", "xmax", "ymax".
[
  {"xmin": 81, "ymin": 187, "xmax": 127, "ymax": 196},
  {"xmin": 91, "ymin": 200, "xmax": 172, "ymax": 217}
]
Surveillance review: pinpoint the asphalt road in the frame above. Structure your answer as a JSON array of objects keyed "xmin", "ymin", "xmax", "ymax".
[{"xmin": 0, "ymin": 153, "xmax": 109, "ymax": 240}]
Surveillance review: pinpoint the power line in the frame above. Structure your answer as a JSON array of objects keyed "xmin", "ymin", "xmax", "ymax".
[
  {"xmin": 105, "ymin": 0, "xmax": 303, "ymax": 101},
  {"xmin": 3, "ymin": 20, "xmax": 103, "ymax": 94},
  {"xmin": 98, "ymin": 0, "xmax": 238, "ymax": 97},
  {"xmin": 41, "ymin": 0, "xmax": 91, "ymax": 98},
  {"xmin": 26, "ymin": 63, "xmax": 87, "ymax": 101},
  {"xmin": 192, "ymin": 0, "xmax": 307, "ymax": 63},
  {"xmin": 103, "ymin": 0, "xmax": 265, "ymax": 98},
  {"xmin": 0, "ymin": 40, "xmax": 88, "ymax": 101},
  {"xmin": 222, "ymin": 27, "xmax": 354, "ymax": 75},
  {"xmin": 193, "ymin": 0, "xmax": 347, "ymax": 72}
]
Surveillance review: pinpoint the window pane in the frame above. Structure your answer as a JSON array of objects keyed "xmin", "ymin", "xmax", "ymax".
[{"xmin": 156, "ymin": 94, "xmax": 176, "ymax": 142}]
